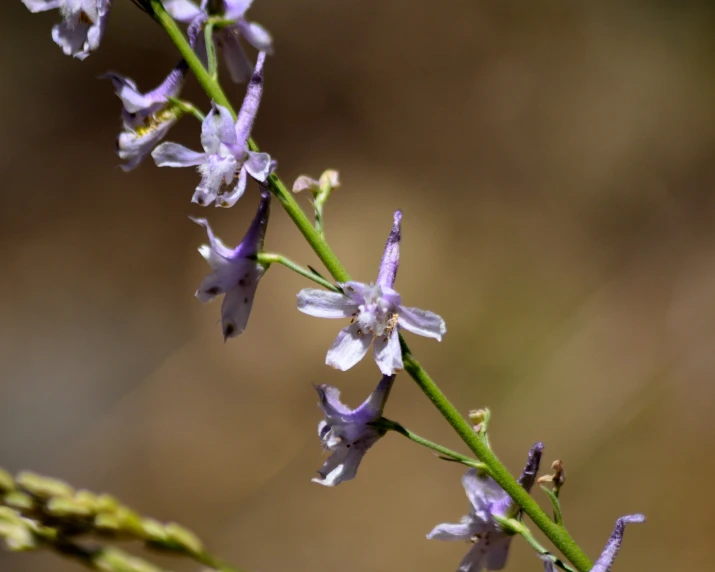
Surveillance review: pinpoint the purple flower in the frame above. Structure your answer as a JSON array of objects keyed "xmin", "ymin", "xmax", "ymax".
[
  {"xmin": 296, "ymin": 211, "xmax": 446, "ymax": 375},
  {"xmin": 165, "ymin": 0, "xmax": 273, "ymax": 83},
  {"xmin": 152, "ymin": 52, "xmax": 272, "ymax": 207},
  {"xmin": 313, "ymin": 374, "xmax": 394, "ymax": 486},
  {"xmin": 427, "ymin": 443, "xmax": 543, "ymax": 572},
  {"xmin": 541, "ymin": 514, "xmax": 644, "ymax": 572},
  {"xmin": 102, "ymin": 18, "xmax": 204, "ymax": 171},
  {"xmin": 103, "ymin": 66, "xmax": 186, "ymax": 171},
  {"xmin": 22, "ymin": 0, "xmax": 112, "ymax": 60},
  {"xmin": 191, "ymin": 185, "xmax": 271, "ymax": 339}
]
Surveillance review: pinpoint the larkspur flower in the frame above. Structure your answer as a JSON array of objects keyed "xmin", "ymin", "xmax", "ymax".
[
  {"xmin": 296, "ymin": 210, "xmax": 446, "ymax": 375},
  {"xmin": 191, "ymin": 184, "xmax": 271, "ymax": 339},
  {"xmin": 152, "ymin": 52, "xmax": 273, "ymax": 207},
  {"xmin": 22, "ymin": 0, "xmax": 112, "ymax": 60},
  {"xmin": 164, "ymin": 0, "xmax": 273, "ymax": 83},
  {"xmin": 103, "ymin": 17, "xmax": 205, "ymax": 171},
  {"xmin": 427, "ymin": 443, "xmax": 543, "ymax": 572},
  {"xmin": 313, "ymin": 374, "xmax": 394, "ymax": 487},
  {"xmin": 541, "ymin": 514, "xmax": 645, "ymax": 572}
]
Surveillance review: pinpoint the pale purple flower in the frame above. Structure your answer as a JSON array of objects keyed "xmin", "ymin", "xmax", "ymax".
[
  {"xmin": 427, "ymin": 443, "xmax": 543, "ymax": 572},
  {"xmin": 313, "ymin": 374, "xmax": 394, "ymax": 487},
  {"xmin": 165, "ymin": 0, "xmax": 273, "ymax": 83},
  {"xmin": 541, "ymin": 514, "xmax": 644, "ymax": 572},
  {"xmin": 191, "ymin": 185, "xmax": 271, "ymax": 339},
  {"xmin": 297, "ymin": 211, "xmax": 446, "ymax": 375},
  {"xmin": 152, "ymin": 52, "xmax": 273, "ymax": 207},
  {"xmin": 102, "ymin": 17, "xmax": 205, "ymax": 171},
  {"xmin": 22, "ymin": 0, "xmax": 112, "ymax": 60}
]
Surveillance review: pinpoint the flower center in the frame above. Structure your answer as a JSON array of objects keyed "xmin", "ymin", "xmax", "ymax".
[{"xmin": 356, "ymin": 284, "xmax": 397, "ymax": 337}]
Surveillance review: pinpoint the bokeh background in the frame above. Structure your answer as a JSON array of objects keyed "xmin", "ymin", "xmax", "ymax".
[{"xmin": 2, "ymin": 1, "xmax": 715, "ymax": 570}]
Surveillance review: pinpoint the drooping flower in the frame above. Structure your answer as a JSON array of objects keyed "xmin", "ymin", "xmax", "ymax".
[
  {"xmin": 191, "ymin": 184, "xmax": 271, "ymax": 339},
  {"xmin": 152, "ymin": 52, "xmax": 273, "ymax": 207},
  {"xmin": 541, "ymin": 514, "xmax": 644, "ymax": 572},
  {"xmin": 103, "ymin": 16, "xmax": 204, "ymax": 171},
  {"xmin": 164, "ymin": 0, "xmax": 273, "ymax": 83},
  {"xmin": 22, "ymin": 0, "xmax": 112, "ymax": 60},
  {"xmin": 313, "ymin": 374, "xmax": 394, "ymax": 487},
  {"xmin": 296, "ymin": 211, "xmax": 446, "ymax": 375},
  {"xmin": 427, "ymin": 443, "xmax": 543, "ymax": 572}
]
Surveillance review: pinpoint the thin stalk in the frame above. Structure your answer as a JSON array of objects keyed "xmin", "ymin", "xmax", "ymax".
[
  {"xmin": 256, "ymin": 253, "xmax": 340, "ymax": 291},
  {"xmin": 204, "ymin": 19, "xmax": 217, "ymax": 79},
  {"xmin": 150, "ymin": 5, "xmax": 593, "ymax": 570},
  {"xmin": 374, "ymin": 418, "xmax": 485, "ymax": 469}
]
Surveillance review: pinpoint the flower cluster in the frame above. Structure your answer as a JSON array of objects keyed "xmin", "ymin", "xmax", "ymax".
[{"xmin": 19, "ymin": 3, "xmax": 648, "ymax": 572}]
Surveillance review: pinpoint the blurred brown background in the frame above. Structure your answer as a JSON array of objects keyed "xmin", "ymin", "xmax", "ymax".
[{"xmin": 2, "ymin": 1, "xmax": 715, "ymax": 570}]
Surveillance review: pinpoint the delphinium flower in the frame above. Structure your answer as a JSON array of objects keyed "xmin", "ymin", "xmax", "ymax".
[
  {"xmin": 427, "ymin": 443, "xmax": 543, "ymax": 572},
  {"xmin": 103, "ymin": 16, "xmax": 205, "ymax": 171},
  {"xmin": 296, "ymin": 210, "xmax": 446, "ymax": 375},
  {"xmin": 164, "ymin": 0, "xmax": 273, "ymax": 83},
  {"xmin": 152, "ymin": 52, "xmax": 272, "ymax": 207},
  {"xmin": 21, "ymin": 0, "xmax": 112, "ymax": 60},
  {"xmin": 191, "ymin": 184, "xmax": 271, "ymax": 339},
  {"xmin": 313, "ymin": 374, "xmax": 394, "ymax": 486},
  {"xmin": 541, "ymin": 514, "xmax": 645, "ymax": 572}
]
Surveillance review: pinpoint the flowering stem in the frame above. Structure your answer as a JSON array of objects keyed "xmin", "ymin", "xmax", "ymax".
[
  {"xmin": 151, "ymin": 5, "xmax": 592, "ymax": 570},
  {"xmin": 204, "ymin": 20, "xmax": 218, "ymax": 79},
  {"xmin": 494, "ymin": 516, "xmax": 577, "ymax": 572},
  {"xmin": 256, "ymin": 253, "xmax": 340, "ymax": 291},
  {"xmin": 373, "ymin": 418, "xmax": 486, "ymax": 469}
]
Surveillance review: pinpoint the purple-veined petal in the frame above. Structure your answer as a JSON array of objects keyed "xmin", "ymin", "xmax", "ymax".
[
  {"xmin": 190, "ymin": 216, "xmax": 235, "ymax": 262},
  {"xmin": 326, "ymin": 322, "xmax": 372, "ymax": 371},
  {"xmin": 163, "ymin": 0, "xmax": 202, "ymax": 22},
  {"xmin": 216, "ymin": 27, "xmax": 253, "ymax": 83},
  {"xmin": 373, "ymin": 328, "xmax": 403, "ymax": 375},
  {"xmin": 152, "ymin": 142, "xmax": 206, "ymax": 167},
  {"xmin": 297, "ymin": 290, "xmax": 357, "ymax": 319},
  {"xmin": 376, "ymin": 210, "xmax": 401, "ymax": 288},
  {"xmin": 217, "ymin": 164, "xmax": 247, "ymax": 208},
  {"xmin": 201, "ymin": 105, "xmax": 238, "ymax": 153},
  {"xmin": 398, "ymin": 306, "xmax": 446, "ymax": 341},
  {"xmin": 462, "ymin": 469, "xmax": 505, "ymax": 514},
  {"xmin": 591, "ymin": 514, "xmax": 645, "ymax": 572},
  {"xmin": 219, "ymin": 265, "xmax": 263, "ymax": 339},
  {"xmin": 243, "ymin": 151, "xmax": 273, "ymax": 181},
  {"xmin": 426, "ymin": 521, "xmax": 474, "ymax": 542},
  {"xmin": 22, "ymin": 0, "xmax": 62, "ymax": 13},
  {"xmin": 235, "ymin": 51, "xmax": 266, "ymax": 143},
  {"xmin": 223, "ymin": 0, "xmax": 253, "ymax": 20},
  {"xmin": 237, "ymin": 19, "xmax": 274, "ymax": 53}
]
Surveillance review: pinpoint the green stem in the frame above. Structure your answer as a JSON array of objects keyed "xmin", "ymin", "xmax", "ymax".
[
  {"xmin": 167, "ymin": 97, "xmax": 205, "ymax": 121},
  {"xmin": 256, "ymin": 253, "xmax": 340, "ymax": 291},
  {"xmin": 150, "ymin": 5, "xmax": 592, "ymax": 571},
  {"xmin": 373, "ymin": 418, "xmax": 486, "ymax": 469},
  {"xmin": 204, "ymin": 19, "xmax": 218, "ymax": 79},
  {"xmin": 400, "ymin": 344, "xmax": 592, "ymax": 571},
  {"xmin": 494, "ymin": 516, "xmax": 577, "ymax": 572}
]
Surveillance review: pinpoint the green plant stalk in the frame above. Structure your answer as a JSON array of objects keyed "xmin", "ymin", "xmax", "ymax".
[
  {"xmin": 150, "ymin": 4, "xmax": 593, "ymax": 570},
  {"xmin": 256, "ymin": 253, "xmax": 340, "ymax": 291}
]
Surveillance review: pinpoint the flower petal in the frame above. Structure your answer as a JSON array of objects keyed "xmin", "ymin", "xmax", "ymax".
[
  {"xmin": 118, "ymin": 111, "xmax": 179, "ymax": 172},
  {"xmin": 354, "ymin": 374, "xmax": 395, "ymax": 420},
  {"xmin": 237, "ymin": 19, "xmax": 274, "ymax": 53},
  {"xmin": 217, "ymin": 164, "xmax": 247, "ymax": 208},
  {"xmin": 457, "ymin": 540, "xmax": 489, "ymax": 572},
  {"xmin": 21, "ymin": 0, "xmax": 62, "ymax": 12},
  {"xmin": 292, "ymin": 175, "xmax": 320, "ymax": 194},
  {"xmin": 201, "ymin": 105, "xmax": 237, "ymax": 154},
  {"xmin": 373, "ymin": 328, "xmax": 403, "ymax": 375},
  {"xmin": 591, "ymin": 514, "xmax": 645, "ymax": 572},
  {"xmin": 462, "ymin": 469, "xmax": 506, "ymax": 513},
  {"xmin": 219, "ymin": 265, "xmax": 263, "ymax": 339},
  {"xmin": 216, "ymin": 27, "xmax": 253, "ymax": 83},
  {"xmin": 194, "ymin": 154, "xmax": 238, "ymax": 206},
  {"xmin": 326, "ymin": 322, "xmax": 372, "ymax": 371},
  {"xmin": 224, "ymin": 0, "xmax": 254, "ymax": 21},
  {"xmin": 297, "ymin": 289, "xmax": 357, "ymax": 319},
  {"xmin": 485, "ymin": 533, "xmax": 512, "ymax": 570},
  {"xmin": 398, "ymin": 306, "xmax": 446, "ymax": 341},
  {"xmin": 152, "ymin": 142, "xmax": 206, "ymax": 167},
  {"xmin": 315, "ymin": 385, "xmax": 354, "ymax": 419},
  {"xmin": 243, "ymin": 151, "xmax": 273, "ymax": 181},
  {"xmin": 426, "ymin": 520, "xmax": 474, "ymax": 542},
  {"xmin": 235, "ymin": 52, "xmax": 266, "ymax": 143},
  {"xmin": 233, "ymin": 184, "xmax": 271, "ymax": 258},
  {"xmin": 163, "ymin": 0, "xmax": 202, "ymax": 22},
  {"xmin": 376, "ymin": 210, "xmax": 401, "ymax": 288},
  {"xmin": 190, "ymin": 216, "xmax": 235, "ymax": 261}
]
